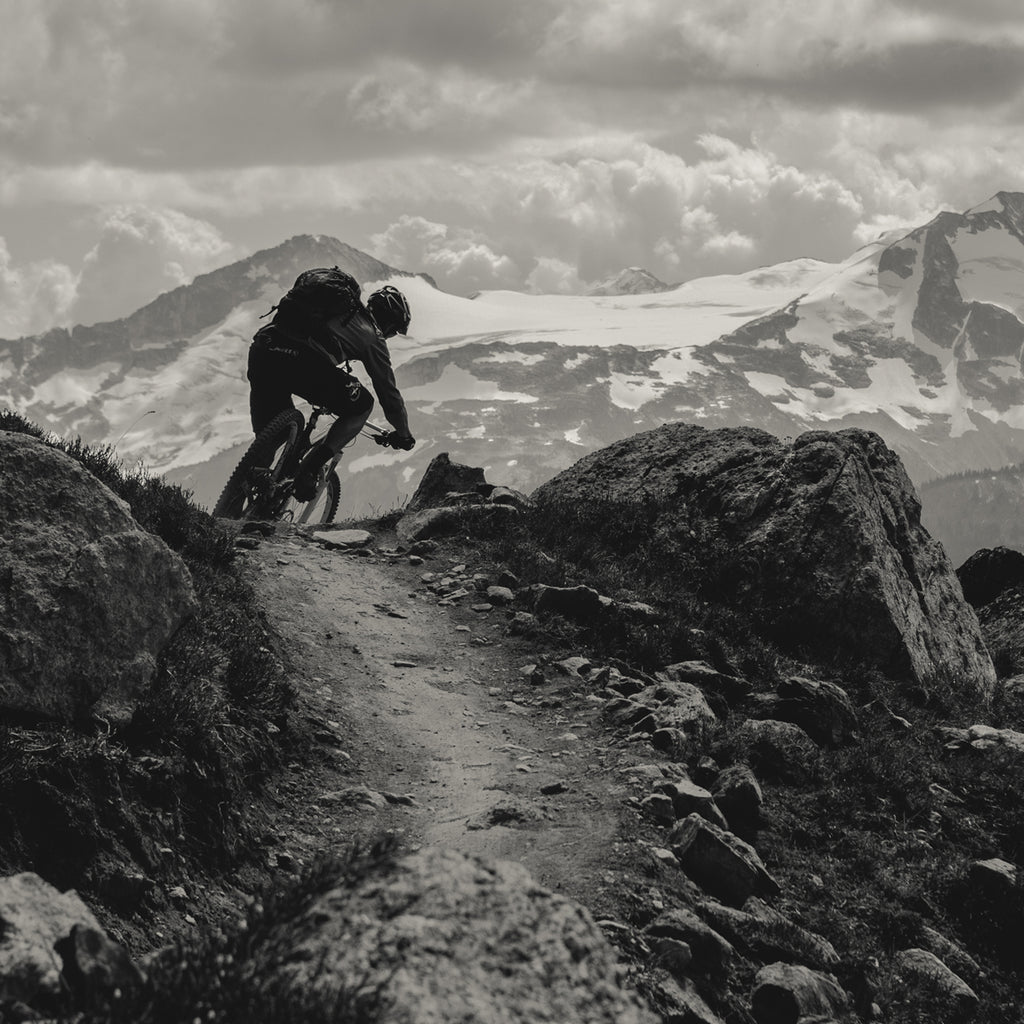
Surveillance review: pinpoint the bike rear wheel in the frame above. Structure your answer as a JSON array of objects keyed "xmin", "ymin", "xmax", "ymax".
[{"xmin": 213, "ymin": 410, "xmax": 305, "ymax": 519}]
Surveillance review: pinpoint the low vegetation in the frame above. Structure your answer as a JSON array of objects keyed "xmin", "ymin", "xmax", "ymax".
[{"xmin": 0, "ymin": 413, "xmax": 293, "ymax": 903}]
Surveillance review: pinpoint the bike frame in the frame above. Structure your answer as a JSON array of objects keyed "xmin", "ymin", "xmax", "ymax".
[{"xmin": 291, "ymin": 407, "xmax": 389, "ymax": 526}]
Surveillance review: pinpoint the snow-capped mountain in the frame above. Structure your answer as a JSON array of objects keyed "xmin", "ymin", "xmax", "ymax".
[
  {"xmin": 6, "ymin": 193, "xmax": 1024, "ymax": 536},
  {"xmin": 587, "ymin": 267, "xmax": 672, "ymax": 296}
]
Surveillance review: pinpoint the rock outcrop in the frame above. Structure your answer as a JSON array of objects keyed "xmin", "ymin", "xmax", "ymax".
[
  {"xmin": 263, "ymin": 846, "xmax": 657, "ymax": 1023},
  {"xmin": 534, "ymin": 424, "xmax": 995, "ymax": 696},
  {"xmin": 0, "ymin": 873, "xmax": 105, "ymax": 1007},
  {"xmin": 0, "ymin": 432, "xmax": 197, "ymax": 724}
]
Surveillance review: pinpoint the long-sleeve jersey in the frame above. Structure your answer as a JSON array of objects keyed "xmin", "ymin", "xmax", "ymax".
[{"xmin": 309, "ymin": 309, "xmax": 410, "ymax": 435}]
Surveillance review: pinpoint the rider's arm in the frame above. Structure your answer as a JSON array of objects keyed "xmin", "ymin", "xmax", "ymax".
[{"xmin": 329, "ymin": 313, "xmax": 411, "ymax": 436}]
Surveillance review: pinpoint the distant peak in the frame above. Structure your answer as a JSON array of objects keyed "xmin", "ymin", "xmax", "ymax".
[{"xmin": 587, "ymin": 267, "xmax": 672, "ymax": 296}]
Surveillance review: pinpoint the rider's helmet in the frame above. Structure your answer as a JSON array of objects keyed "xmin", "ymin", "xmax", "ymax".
[{"xmin": 367, "ymin": 286, "xmax": 411, "ymax": 337}]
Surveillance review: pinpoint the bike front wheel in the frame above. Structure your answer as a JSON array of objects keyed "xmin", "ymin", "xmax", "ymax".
[
  {"xmin": 291, "ymin": 469, "xmax": 342, "ymax": 526},
  {"xmin": 213, "ymin": 410, "xmax": 305, "ymax": 520}
]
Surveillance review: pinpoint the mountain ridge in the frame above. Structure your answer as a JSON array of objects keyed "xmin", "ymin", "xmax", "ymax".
[{"xmin": 6, "ymin": 194, "xmax": 1024, "ymax": 559}]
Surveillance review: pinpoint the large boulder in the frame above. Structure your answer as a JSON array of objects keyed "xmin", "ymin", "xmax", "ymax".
[
  {"xmin": 403, "ymin": 452, "xmax": 488, "ymax": 513},
  {"xmin": 263, "ymin": 846, "xmax": 657, "ymax": 1023},
  {"xmin": 533, "ymin": 424, "xmax": 995, "ymax": 696},
  {"xmin": 0, "ymin": 432, "xmax": 197, "ymax": 724}
]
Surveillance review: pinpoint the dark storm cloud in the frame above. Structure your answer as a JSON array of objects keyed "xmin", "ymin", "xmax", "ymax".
[{"xmin": 779, "ymin": 38, "xmax": 1024, "ymax": 111}]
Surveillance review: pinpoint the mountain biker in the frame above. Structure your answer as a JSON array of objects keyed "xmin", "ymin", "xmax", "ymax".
[{"xmin": 246, "ymin": 283, "xmax": 416, "ymax": 500}]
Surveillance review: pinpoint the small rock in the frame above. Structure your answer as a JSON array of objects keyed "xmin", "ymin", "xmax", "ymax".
[
  {"xmin": 312, "ymin": 528, "xmax": 373, "ymax": 549},
  {"xmin": 486, "ymin": 586, "xmax": 515, "ymax": 606},
  {"xmin": 640, "ymin": 793, "xmax": 677, "ymax": 825},
  {"xmin": 540, "ymin": 781, "xmax": 568, "ymax": 795},
  {"xmin": 669, "ymin": 814, "xmax": 780, "ymax": 907},
  {"xmin": 892, "ymin": 948, "xmax": 978, "ymax": 1020},
  {"xmin": 750, "ymin": 962, "xmax": 848, "ymax": 1024}
]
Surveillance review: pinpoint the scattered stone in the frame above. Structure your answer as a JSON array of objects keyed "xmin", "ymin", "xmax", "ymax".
[
  {"xmin": 648, "ymin": 935, "xmax": 693, "ymax": 976},
  {"xmin": 919, "ymin": 926, "xmax": 983, "ymax": 984},
  {"xmin": 771, "ymin": 676, "xmax": 859, "ymax": 747},
  {"xmin": 321, "ymin": 786, "xmax": 389, "ymax": 809},
  {"xmin": 408, "ymin": 539, "xmax": 438, "ymax": 556},
  {"xmin": 312, "ymin": 528, "xmax": 373, "ymax": 549},
  {"xmin": 555, "ymin": 656, "xmax": 593, "ymax": 677},
  {"xmin": 656, "ymin": 779, "xmax": 729, "ymax": 830},
  {"xmin": 497, "ymin": 570, "xmax": 520, "ymax": 590},
  {"xmin": 488, "ymin": 485, "xmax": 533, "ymax": 510},
  {"xmin": 749, "ymin": 962, "xmax": 849, "ymax": 1024},
  {"xmin": 648, "ymin": 975, "xmax": 725, "ymax": 1024},
  {"xmin": 640, "ymin": 793, "xmax": 677, "ymax": 825},
  {"xmin": 467, "ymin": 799, "xmax": 545, "ymax": 830},
  {"xmin": 234, "ymin": 535, "xmax": 262, "ymax": 549},
  {"xmin": 393, "ymin": 660, "xmax": 418, "ymax": 668},
  {"xmin": 968, "ymin": 857, "xmax": 1019, "ymax": 900},
  {"xmin": 695, "ymin": 899, "xmax": 838, "ymax": 972},
  {"xmin": 533, "ymin": 584, "xmax": 611, "ymax": 623},
  {"xmin": 408, "ymin": 555, "xmax": 424, "ymax": 566},
  {"xmin": 651, "ymin": 728, "xmax": 690, "ymax": 758},
  {"xmin": 645, "ymin": 908, "xmax": 735, "ymax": 977},
  {"xmin": 540, "ymin": 781, "xmax": 568, "ymax": 795},
  {"xmin": 964, "ymin": 724, "xmax": 1024, "ymax": 757},
  {"xmin": 509, "ymin": 612, "xmax": 538, "ymax": 636},
  {"xmin": 711, "ymin": 765, "xmax": 764, "ymax": 835},
  {"xmin": 486, "ymin": 585, "xmax": 515, "ymax": 606},
  {"xmin": 471, "ymin": 604, "xmax": 494, "ymax": 613},
  {"xmin": 733, "ymin": 719, "xmax": 823, "ymax": 784},
  {"xmin": 658, "ymin": 661, "xmax": 753, "ymax": 707},
  {"xmin": 891, "ymin": 948, "xmax": 978, "ymax": 1021},
  {"xmin": 741, "ymin": 897, "xmax": 840, "ymax": 968},
  {"xmin": 669, "ymin": 814, "xmax": 780, "ymax": 906}
]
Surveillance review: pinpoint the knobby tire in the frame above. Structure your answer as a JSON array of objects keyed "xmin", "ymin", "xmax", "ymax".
[{"xmin": 213, "ymin": 410, "xmax": 305, "ymax": 520}]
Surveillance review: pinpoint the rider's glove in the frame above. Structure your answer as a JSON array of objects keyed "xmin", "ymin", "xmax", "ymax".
[{"xmin": 390, "ymin": 433, "xmax": 416, "ymax": 451}]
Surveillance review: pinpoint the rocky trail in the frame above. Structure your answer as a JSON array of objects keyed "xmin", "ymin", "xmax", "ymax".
[{"xmin": 233, "ymin": 520, "xmax": 648, "ymax": 922}]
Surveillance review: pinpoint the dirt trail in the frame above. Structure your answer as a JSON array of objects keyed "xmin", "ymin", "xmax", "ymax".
[{"xmin": 236, "ymin": 523, "xmax": 649, "ymax": 910}]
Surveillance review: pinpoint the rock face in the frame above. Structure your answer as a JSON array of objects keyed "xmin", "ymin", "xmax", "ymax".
[
  {"xmin": 0, "ymin": 432, "xmax": 197, "ymax": 724},
  {"xmin": 403, "ymin": 452, "xmax": 487, "ymax": 513},
  {"xmin": 265, "ymin": 846, "xmax": 657, "ymax": 1024},
  {"xmin": 534, "ymin": 424, "xmax": 996, "ymax": 696},
  {"xmin": 0, "ymin": 873, "xmax": 103, "ymax": 1005}
]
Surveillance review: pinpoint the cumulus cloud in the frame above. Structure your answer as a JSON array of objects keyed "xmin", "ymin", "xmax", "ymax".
[
  {"xmin": 0, "ymin": 239, "xmax": 77, "ymax": 338},
  {"xmin": 70, "ymin": 206, "xmax": 239, "ymax": 326},
  {"xmin": 371, "ymin": 215, "xmax": 522, "ymax": 294},
  {"xmin": 525, "ymin": 258, "xmax": 585, "ymax": 294}
]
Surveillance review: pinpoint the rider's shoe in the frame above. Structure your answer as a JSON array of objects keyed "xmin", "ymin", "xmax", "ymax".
[{"xmin": 293, "ymin": 443, "xmax": 332, "ymax": 502}]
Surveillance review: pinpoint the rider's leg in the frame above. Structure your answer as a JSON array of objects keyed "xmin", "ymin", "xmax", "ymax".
[
  {"xmin": 247, "ymin": 333, "xmax": 297, "ymax": 433},
  {"xmin": 293, "ymin": 373, "xmax": 374, "ymax": 500}
]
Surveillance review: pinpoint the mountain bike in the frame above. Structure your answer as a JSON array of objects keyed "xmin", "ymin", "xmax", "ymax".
[{"xmin": 212, "ymin": 406, "xmax": 397, "ymax": 525}]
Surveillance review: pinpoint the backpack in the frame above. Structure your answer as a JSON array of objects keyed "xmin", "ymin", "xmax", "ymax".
[{"xmin": 268, "ymin": 266, "xmax": 363, "ymax": 342}]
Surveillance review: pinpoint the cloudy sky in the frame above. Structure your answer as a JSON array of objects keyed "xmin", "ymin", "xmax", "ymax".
[{"xmin": 4, "ymin": 0, "xmax": 1024, "ymax": 335}]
